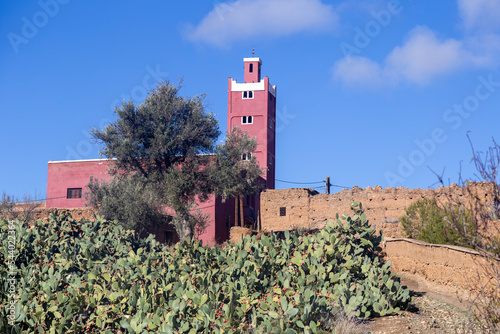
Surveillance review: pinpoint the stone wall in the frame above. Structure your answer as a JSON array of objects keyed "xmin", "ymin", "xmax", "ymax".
[
  {"xmin": 260, "ymin": 182, "xmax": 493, "ymax": 238},
  {"xmin": 32, "ymin": 207, "xmax": 97, "ymax": 221}
]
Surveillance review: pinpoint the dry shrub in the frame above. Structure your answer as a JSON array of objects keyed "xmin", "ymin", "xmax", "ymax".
[{"xmin": 431, "ymin": 136, "xmax": 500, "ymax": 332}]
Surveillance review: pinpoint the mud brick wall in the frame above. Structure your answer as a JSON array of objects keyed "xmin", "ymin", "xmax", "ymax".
[
  {"xmin": 260, "ymin": 183, "xmax": 493, "ymax": 238},
  {"xmin": 383, "ymin": 237, "xmax": 494, "ymax": 292}
]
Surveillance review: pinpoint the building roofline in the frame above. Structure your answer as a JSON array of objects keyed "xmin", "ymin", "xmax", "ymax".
[
  {"xmin": 48, "ymin": 158, "xmax": 116, "ymax": 164},
  {"xmin": 48, "ymin": 154, "xmax": 217, "ymax": 164},
  {"xmin": 243, "ymin": 57, "xmax": 262, "ymax": 64}
]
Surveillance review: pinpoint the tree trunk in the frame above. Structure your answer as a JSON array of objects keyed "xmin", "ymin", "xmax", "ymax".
[
  {"xmin": 235, "ymin": 195, "xmax": 239, "ymax": 227},
  {"xmin": 239, "ymin": 195, "xmax": 244, "ymax": 227}
]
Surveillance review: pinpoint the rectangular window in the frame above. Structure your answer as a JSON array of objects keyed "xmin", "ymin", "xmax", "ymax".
[
  {"xmin": 241, "ymin": 116, "xmax": 253, "ymax": 124},
  {"xmin": 242, "ymin": 152, "xmax": 252, "ymax": 161},
  {"xmin": 249, "ymin": 63, "xmax": 253, "ymax": 73},
  {"xmin": 67, "ymin": 188, "xmax": 82, "ymax": 199},
  {"xmin": 242, "ymin": 91, "xmax": 254, "ymax": 99},
  {"xmin": 280, "ymin": 207, "xmax": 286, "ymax": 216}
]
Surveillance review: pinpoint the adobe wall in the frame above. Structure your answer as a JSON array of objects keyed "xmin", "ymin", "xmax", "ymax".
[
  {"xmin": 260, "ymin": 184, "xmax": 497, "ymax": 292},
  {"xmin": 382, "ymin": 237, "xmax": 495, "ymax": 293},
  {"xmin": 260, "ymin": 183, "xmax": 493, "ymax": 238}
]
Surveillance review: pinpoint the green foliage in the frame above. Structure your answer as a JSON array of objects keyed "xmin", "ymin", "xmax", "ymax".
[
  {"xmin": 89, "ymin": 81, "xmax": 263, "ymax": 241},
  {"xmin": 91, "ymin": 81, "xmax": 218, "ymax": 241},
  {"xmin": 400, "ymin": 198, "xmax": 474, "ymax": 247},
  {"xmin": 85, "ymin": 175, "xmax": 168, "ymax": 236},
  {"xmin": 92, "ymin": 81, "xmax": 219, "ymax": 178},
  {"xmin": 0, "ymin": 203, "xmax": 410, "ymax": 333},
  {"xmin": 210, "ymin": 127, "xmax": 264, "ymax": 203}
]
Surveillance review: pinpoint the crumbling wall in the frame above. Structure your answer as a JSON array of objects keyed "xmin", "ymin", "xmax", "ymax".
[
  {"xmin": 32, "ymin": 207, "xmax": 97, "ymax": 221},
  {"xmin": 261, "ymin": 183, "xmax": 493, "ymax": 238},
  {"xmin": 383, "ymin": 237, "xmax": 493, "ymax": 292}
]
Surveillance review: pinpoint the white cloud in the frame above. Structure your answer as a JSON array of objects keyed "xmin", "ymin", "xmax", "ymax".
[
  {"xmin": 333, "ymin": 26, "xmax": 485, "ymax": 87},
  {"xmin": 333, "ymin": 0, "xmax": 500, "ymax": 89},
  {"xmin": 458, "ymin": 0, "xmax": 500, "ymax": 31},
  {"xmin": 185, "ymin": 0, "xmax": 338, "ymax": 47},
  {"xmin": 333, "ymin": 56, "xmax": 383, "ymax": 88},
  {"xmin": 385, "ymin": 27, "xmax": 471, "ymax": 85}
]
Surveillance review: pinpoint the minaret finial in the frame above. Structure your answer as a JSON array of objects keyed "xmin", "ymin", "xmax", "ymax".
[{"xmin": 252, "ymin": 43, "xmax": 255, "ymax": 57}]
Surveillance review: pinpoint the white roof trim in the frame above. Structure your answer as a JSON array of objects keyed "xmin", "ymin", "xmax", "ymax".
[
  {"xmin": 231, "ymin": 80, "xmax": 265, "ymax": 91},
  {"xmin": 49, "ymin": 154, "xmax": 218, "ymax": 165},
  {"xmin": 230, "ymin": 80, "xmax": 276, "ymax": 97},
  {"xmin": 48, "ymin": 158, "xmax": 116, "ymax": 164},
  {"xmin": 243, "ymin": 57, "xmax": 262, "ymax": 63}
]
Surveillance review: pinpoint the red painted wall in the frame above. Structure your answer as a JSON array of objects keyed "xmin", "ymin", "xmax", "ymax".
[
  {"xmin": 46, "ymin": 159, "xmax": 112, "ymax": 208},
  {"xmin": 46, "ymin": 158, "xmax": 228, "ymax": 245},
  {"xmin": 228, "ymin": 58, "xmax": 276, "ymax": 189}
]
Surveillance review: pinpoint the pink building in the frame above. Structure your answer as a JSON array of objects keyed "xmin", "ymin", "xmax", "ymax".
[
  {"xmin": 228, "ymin": 57, "xmax": 276, "ymax": 189},
  {"xmin": 46, "ymin": 56, "xmax": 276, "ymax": 245}
]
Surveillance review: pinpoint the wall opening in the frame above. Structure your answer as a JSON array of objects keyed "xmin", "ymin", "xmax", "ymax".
[{"xmin": 279, "ymin": 207, "xmax": 286, "ymax": 216}]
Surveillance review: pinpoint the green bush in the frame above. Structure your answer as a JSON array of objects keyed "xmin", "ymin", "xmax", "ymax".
[
  {"xmin": 400, "ymin": 198, "xmax": 474, "ymax": 247},
  {"xmin": 1, "ymin": 203, "xmax": 410, "ymax": 333}
]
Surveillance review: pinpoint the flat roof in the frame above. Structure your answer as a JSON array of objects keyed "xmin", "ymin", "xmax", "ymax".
[
  {"xmin": 48, "ymin": 154, "xmax": 217, "ymax": 164},
  {"xmin": 48, "ymin": 158, "xmax": 116, "ymax": 164},
  {"xmin": 243, "ymin": 57, "xmax": 262, "ymax": 63}
]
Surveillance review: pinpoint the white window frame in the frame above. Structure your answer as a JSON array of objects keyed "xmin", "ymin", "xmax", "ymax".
[
  {"xmin": 242, "ymin": 152, "xmax": 252, "ymax": 161},
  {"xmin": 241, "ymin": 116, "xmax": 253, "ymax": 124}
]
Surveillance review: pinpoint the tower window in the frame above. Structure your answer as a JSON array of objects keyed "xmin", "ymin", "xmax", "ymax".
[
  {"xmin": 67, "ymin": 188, "xmax": 82, "ymax": 199},
  {"xmin": 249, "ymin": 63, "xmax": 253, "ymax": 73},
  {"xmin": 242, "ymin": 91, "xmax": 254, "ymax": 99},
  {"xmin": 242, "ymin": 116, "xmax": 253, "ymax": 124},
  {"xmin": 242, "ymin": 152, "xmax": 252, "ymax": 161}
]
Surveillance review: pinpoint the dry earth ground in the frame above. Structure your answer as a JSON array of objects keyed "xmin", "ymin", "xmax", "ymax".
[{"xmin": 365, "ymin": 274, "xmax": 482, "ymax": 334}]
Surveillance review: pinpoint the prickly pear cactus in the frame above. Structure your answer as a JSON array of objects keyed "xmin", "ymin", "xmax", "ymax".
[{"xmin": 0, "ymin": 202, "xmax": 410, "ymax": 333}]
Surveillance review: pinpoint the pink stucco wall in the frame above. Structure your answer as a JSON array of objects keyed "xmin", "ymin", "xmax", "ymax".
[
  {"xmin": 227, "ymin": 77, "xmax": 276, "ymax": 189},
  {"xmin": 46, "ymin": 158, "xmax": 237, "ymax": 245},
  {"xmin": 46, "ymin": 159, "xmax": 112, "ymax": 208}
]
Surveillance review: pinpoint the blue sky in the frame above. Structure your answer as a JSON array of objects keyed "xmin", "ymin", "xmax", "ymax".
[{"xmin": 1, "ymin": 0, "xmax": 499, "ymax": 200}]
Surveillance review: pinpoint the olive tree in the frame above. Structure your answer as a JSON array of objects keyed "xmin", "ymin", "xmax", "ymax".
[{"xmin": 88, "ymin": 81, "xmax": 263, "ymax": 241}]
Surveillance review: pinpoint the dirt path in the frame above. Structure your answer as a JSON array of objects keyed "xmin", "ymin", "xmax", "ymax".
[{"xmin": 364, "ymin": 273, "xmax": 478, "ymax": 334}]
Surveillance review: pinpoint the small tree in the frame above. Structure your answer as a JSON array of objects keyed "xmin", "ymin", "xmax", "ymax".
[{"xmin": 86, "ymin": 175, "xmax": 167, "ymax": 236}]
